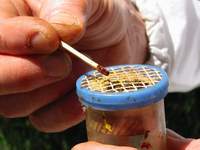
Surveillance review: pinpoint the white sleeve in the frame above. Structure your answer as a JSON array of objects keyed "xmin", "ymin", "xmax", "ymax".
[
  {"xmin": 131, "ymin": 0, "xmax": 174, "ymax": 75},
  {"xmin": 131, "ymin": 0, "xmax": 200, "ymax": 92}
]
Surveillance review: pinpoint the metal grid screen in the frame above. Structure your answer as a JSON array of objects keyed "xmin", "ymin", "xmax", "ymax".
[{"xmin": 81, "ymin": 66, "xmax": 162, "ymax": 93}]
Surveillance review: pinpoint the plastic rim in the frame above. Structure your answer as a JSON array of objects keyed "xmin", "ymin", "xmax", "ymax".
[{"xmin": 76, "ymin": 64, "xmax": 169, "ymax": 111}]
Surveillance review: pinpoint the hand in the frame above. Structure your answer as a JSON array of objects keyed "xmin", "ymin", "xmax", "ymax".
[
  {"xmin": 72, "ymin": 141, "xmax": 137, "ymax": 150},
  {"xmin": 72, "ymin": 129, "xmax": 200, "ymax": 150},
  {"xmin": 0, "ymin": 0, "xmax": 147, "ymax": 132},
  {"xmin": 167, "ymin": 129, "xmax": 200, "ymax": 150}
]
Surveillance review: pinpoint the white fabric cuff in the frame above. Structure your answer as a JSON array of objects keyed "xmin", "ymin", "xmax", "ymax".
[{"xmin": 131, "ymin": 0, "xmax": 174, "ymax": 74}]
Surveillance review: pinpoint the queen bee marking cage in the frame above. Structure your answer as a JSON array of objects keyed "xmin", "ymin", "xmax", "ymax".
[
  {"xmin": 81, "ymin": 65, "xmax": 162, "ymax": 93},
  {"xmin": 76, "ymin": 64, "xmax": 169, "ymax": 150}
]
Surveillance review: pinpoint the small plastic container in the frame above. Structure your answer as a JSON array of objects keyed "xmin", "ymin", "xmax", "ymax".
[{"xmin": 76, "ymin": 64, "xmax": 168, "ymax": 150}]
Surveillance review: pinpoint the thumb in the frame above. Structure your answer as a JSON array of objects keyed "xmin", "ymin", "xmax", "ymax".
[
  {"xmin": 39, "ymin": 0, "xmax": 86, "ymax": 44},
  {"xmin": 37, "ymin": 0, "xmax": 128, "ymax": 48},
  {"xmin": 72, "ymin": 141, "xmax": 137, "ymax": 150}
]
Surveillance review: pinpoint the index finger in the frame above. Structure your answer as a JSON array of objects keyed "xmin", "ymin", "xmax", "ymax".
[
  {"xmin": 0, "ymin": 17, "xmax": 60, "ymax": 55},
  {"xmin": 0, "ymin": 0, "xmax": 60, "ymax": 55}
]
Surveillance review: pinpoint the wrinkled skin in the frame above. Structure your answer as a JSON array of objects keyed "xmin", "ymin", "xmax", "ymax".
[
  {"xmin": 0, "ymin": 1, "xmax": 199, "ymax": 150},
  {"xmin": 72, "ymin": 129, "xmax": 200, "ymax": 150},
  {"xmin": 0, "ymin": 0, "xmax": 147, "ymax": 132}
]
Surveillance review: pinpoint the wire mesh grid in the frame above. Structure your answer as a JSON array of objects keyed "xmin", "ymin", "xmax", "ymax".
[{"xmin": 81, "ymin": 66, "xmax": 162, "ymax": 93}]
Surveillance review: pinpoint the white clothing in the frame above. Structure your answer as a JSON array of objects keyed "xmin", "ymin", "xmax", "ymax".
[{"xmin": 132, "ymin": 0, "xmax": 200, "ymax": 92}]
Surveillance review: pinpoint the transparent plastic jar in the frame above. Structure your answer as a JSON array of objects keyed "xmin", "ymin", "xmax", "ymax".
[{"xmin": 76, "ymin": 65, "xmax": 168, "ymax": 150}]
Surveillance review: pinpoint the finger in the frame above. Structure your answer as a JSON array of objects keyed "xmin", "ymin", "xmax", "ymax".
[
  {"xmin": 186, "ymin": 139, "xmax": 200, "ymax": 150},
  {"xmin": 38, "ymin": 0, "xmax": 128, "ymax": 49},
  {"xmin": 167, "ymin": 129, "xmax": 192, "ymax": 150},
  {"xmin": 167, "ymin": 136, "xmax": 191, "ymax": 150},
  {"xmin": 0, "ymin": 50, "xmax": 71, "ymax": 95},
  {"xmin": 74, "ymin": 0, "xmax": 128, "ymax": 50},
  {"xmin": 0, "ymin": 16, "xmax": 59, "ymax": 55},
  {"xmin": 0, "ymin": 78, "xmax": 73, "ymax": 118},
  {"xmin": 72, "ymin": 141, "xmax": 137, "ymax": 150},
  {"xmin": 29, "ymin": 91, "xmax": 84, "ymax": 132},
  {"xmin": 0, "ymin": 0, "xmax": 31, "ymax": 19},
  {"xmin": 23, "ymin": 0, "xmax": 42, "ymax": 16},
  {"xmin": 38, "ymin": 0, "xmax": 86, "ymax": 44}
]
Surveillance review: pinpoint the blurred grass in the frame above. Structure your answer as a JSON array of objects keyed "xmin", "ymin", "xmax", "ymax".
[
  {"xmin": 0, "ymin": 88, "xmax": 200, "ymax": 149},
  {"xmin": 0, "ymin": 119, "xmax": 87, "ymax": 150},
  {"xmin": 165, "ymin": 88, "xmax": 200, "ymax": 138}
]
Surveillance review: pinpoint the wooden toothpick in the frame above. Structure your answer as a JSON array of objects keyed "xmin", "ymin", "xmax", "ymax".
[{"xmin": 61, "ymin": 41, "xmax": 109, "ymax": 76}]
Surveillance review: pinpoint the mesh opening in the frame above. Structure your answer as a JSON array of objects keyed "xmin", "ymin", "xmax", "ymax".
[{"xmin": 81, "ymin": 66, "xmax": 162, "ymax": 93}]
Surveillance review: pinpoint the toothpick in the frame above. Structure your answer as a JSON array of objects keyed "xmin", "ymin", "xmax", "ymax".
[{"xmin": 61, "ymin": 41, "xmax": 109, "ymax": 76}]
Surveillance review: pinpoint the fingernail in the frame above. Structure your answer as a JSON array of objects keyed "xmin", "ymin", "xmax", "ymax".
[
  {"xmin": 30, "ymin": 32, "xmax": 48, "ymax": 50},
  {"xmin": 43, "ymin": 50, "xmax": 72, "ymax": 77}
]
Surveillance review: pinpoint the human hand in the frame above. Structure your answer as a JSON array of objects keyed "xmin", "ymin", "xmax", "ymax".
[
  {"xmin": 72, "ymin": 141, "xmax": 137, "ymax": 150},
  {"xmin": 0, "ymin": 0, "xmax": 147, "ymax": 132},
  {"xmin": 167, "ymin": 129, "xmax": 200, "ymax": 150},
  {"xmin": 72, "ymin": 129, "xmax": 200, "ymax": 150}
]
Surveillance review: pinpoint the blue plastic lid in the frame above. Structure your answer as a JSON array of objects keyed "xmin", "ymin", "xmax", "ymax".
[{"xmin": 76, "ymin": 64, "xmax": 169, "ymax": 111}]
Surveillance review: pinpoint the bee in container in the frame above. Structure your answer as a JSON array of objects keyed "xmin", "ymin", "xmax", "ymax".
[{"xmin": 76, "ymin": 64, "xmax": 168, "ymax": 150}]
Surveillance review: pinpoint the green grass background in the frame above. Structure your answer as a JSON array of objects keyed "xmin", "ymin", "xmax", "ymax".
[{"xmin": 0, "ymin": 88, "xmax": 200, "ymax": 150}]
